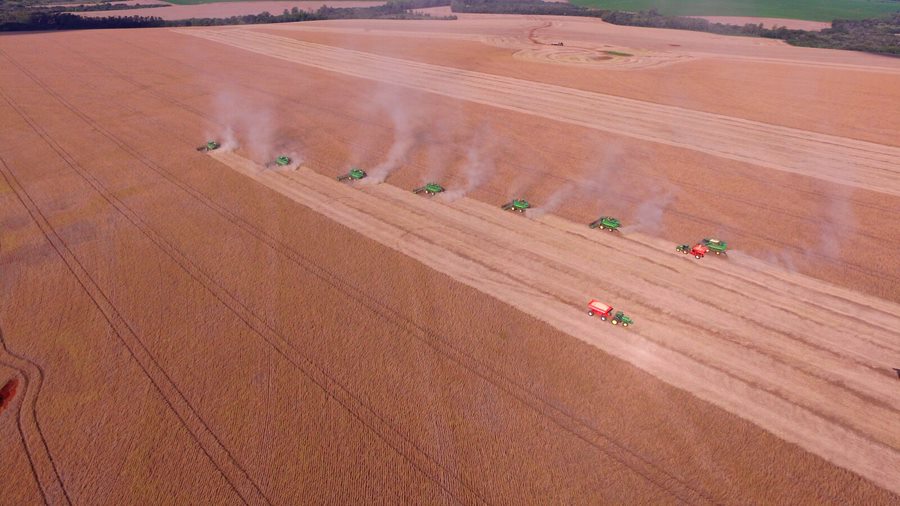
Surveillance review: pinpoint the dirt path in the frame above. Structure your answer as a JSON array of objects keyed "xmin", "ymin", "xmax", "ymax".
[
  {"xmin": 210, "ymin": 150, "xmax": 900, "ymax": 494},
  {"xmin": 179, "ymin": 28, "xmax": 900, "ymax": 197}
]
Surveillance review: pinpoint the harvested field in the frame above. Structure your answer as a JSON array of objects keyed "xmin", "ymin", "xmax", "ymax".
[
  {"xmin": 74, "ymin": 1, "xmax": 382, "ymax": 19},
  {"xmin": 691, "ymin": 16, "xmax": 831, "ymax": 31},
  {"xmin": 1, "ymin": 12, "xmax": 899, "ymax": 504}
]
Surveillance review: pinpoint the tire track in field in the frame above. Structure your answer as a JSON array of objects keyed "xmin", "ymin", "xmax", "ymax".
[
  {"xmin": 0, "ymin": 84, "xmax": 265, "ymax": 505},
  {"xmin": 177, "ymin": 28, "xmax": 900, "ymax": 197},
  {"xmin": 0, "ymin": 325, "xmax": 69, "ymax": 506},
  {"xmin": 0, "ymin": 47, "xmax": 483, "ymax": 506}
]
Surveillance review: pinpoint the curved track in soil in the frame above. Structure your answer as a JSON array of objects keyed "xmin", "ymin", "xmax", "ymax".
[{"xmin": 0, "ymin": 326, "xmax": 70, "ymax": 506}]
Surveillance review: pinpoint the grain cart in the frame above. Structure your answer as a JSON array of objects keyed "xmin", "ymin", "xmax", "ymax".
[
  {"xmin": 337, "ymin": 167, "xmax": 367, "ymax": 182},
  {"xmin": 589, "ymin": 216, "xmax": 621, "ymax": 231},
  {"xmin": 413, "ymin": 183, "xmax": 445, "ymax": 195},
  {"xmin": 502, "ymin": 199, "xmax": 531, "ymax": 213}
]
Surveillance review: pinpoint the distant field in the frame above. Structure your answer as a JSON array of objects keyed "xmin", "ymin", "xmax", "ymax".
[{"xmin": 568, "ymin": 0, "xmax": 900, "ymax": 21}]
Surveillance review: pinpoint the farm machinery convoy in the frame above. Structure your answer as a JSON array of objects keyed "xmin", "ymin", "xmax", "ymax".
[
  {"xmin": 587, "ymin": 299, "xmax": 633, "ymax": 327},
  {"xmin": 189, "ymin": 142, "xmax": 744, "ymax": 329}
]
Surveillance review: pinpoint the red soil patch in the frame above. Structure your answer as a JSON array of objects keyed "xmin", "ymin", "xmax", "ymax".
[{"xmin": 0, "ymin": 378, "xmax": 19, "ymax": 414}]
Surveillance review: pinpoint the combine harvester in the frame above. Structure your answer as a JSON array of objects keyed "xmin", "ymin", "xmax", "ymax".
[
  {"xmin": 586, "ymin": 299, "xmax": 633, "ymax": 327},
  {"xmin": 589, "ymin": 216, "xmax": 621, "ymax": 232},
  {"xmin": 196, "ymin": 140, "xmax": 220, "ymax": 152},
  {"xmin": 412, "ymin": 183, "xmax": 445, "ymax": 196},
  {"xmin": 337, "ymin": 167, "xmax": 367, "ymax": 182},
  {"xmin": 701, "ymin": 238, "xmax": 728, "ymax": 255},
  {"xmin": 501, "ymin": 199, "xmax": 531, "ymax": 214},
  {"xmin": 266, "ymin": 155, "xmax": 292, "ymax": 168}
]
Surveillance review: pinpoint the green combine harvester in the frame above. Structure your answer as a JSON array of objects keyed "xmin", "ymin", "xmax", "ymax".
[
  {"xmin": 266, "ymin": 155, "xmax": 291, "ymax": 168},
  {"xmin": 589, "ymin": 216, "xmax": 621, "ymax": 231},
  {"xmin": 413, "ymin": 183, "xmax": 445, "ymax": 195},
  {"xmin": 196, "ymin": 140, "xmax": 220, "ymax": 152},
  {"xmin": 610, "ymin": 311, "xmax": 633, "ymax": 327},
  {"xmin": 502, "ymin": 199, "xmax": 531, "ymax": 213},
  {"xmin": 701, "ymin": 238, "xmax": 728, "ymax": 255},
  {"xmin": 337, "ymin": 167, "xmax": 367, "ymax": 182}
]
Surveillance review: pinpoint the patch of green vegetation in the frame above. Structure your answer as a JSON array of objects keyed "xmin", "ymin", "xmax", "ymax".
[
  {"xmin": 568, "ymin": 0, "xmax": 900, "ymax": 22},
  {"xmin": 604, "ymin": 50, "xmax": 633, "ymax": 56}
]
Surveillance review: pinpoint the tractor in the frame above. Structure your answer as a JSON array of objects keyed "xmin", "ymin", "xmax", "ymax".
[
  {"xmin": 589, "ymin": 216, "xmax": 621, "ymax": 231},
  {"xmin": 587, "ymin": 299, "xmax": 633, "ymax": 328},
  {"xmin": 196, "ymin": 140, "xmax": 220, "ymax": 152},
  {"xmin": 676, "ymin": 243, "xmax": 708, "ymax": 259},
  {"xmin": 266, "ymin": 155, "xmax": 291, "ymax": 168},
  {"xmin": 413, "ymin": 183, "xmax": 445, "ymax": 195},
  {"xmin": 610, "ymin": 311, "xmax": 633, "ymax": 327},
  {"xmin": 502, "ymin": 199, "xmax": 531, "ymax": 213},
  {"xmin": 337, "ymin": 167, "xmax": 367, "ymax": 182},
  {"xmin": 701, "ymin": 238, "xmax": 728, "ymax": 255}
]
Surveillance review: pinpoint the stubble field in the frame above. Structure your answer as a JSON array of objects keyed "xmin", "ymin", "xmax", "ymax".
[{"xmin": 1, "ymin": 12, "xmax": 899, "ymax": 504}]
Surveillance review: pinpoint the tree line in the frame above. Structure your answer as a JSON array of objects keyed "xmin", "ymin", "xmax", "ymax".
[{"xmin": 0, "ymin": 0, "xmax": 455, "ymax": 31}]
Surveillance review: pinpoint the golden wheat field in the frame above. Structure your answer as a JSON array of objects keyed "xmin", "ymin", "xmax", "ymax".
[{"xmin": 1, "ymin": 11, "xmax": 899, "ymax": 504}]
